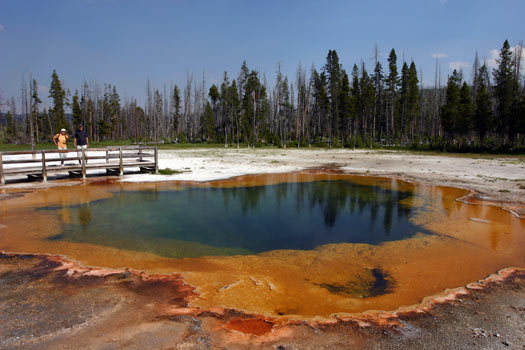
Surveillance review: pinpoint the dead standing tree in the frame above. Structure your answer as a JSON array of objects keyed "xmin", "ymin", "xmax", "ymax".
[{"xmin": 182, "ymin": 72, "xmax": 193, "ymax": 142}]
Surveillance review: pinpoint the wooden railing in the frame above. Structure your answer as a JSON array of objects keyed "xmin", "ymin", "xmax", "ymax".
[{"xmin": 0, "ymin": 146, "xmax": 158, "ymax": 184}]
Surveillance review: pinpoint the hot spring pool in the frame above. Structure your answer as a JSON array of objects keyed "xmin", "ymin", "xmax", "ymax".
[
  {"xmin": 1, "ymin": 172, "xmax": 523, "ymax": 317},
  {"xmin": 42, "ymin": 180, "xmax": 430, "ymax": 258}
]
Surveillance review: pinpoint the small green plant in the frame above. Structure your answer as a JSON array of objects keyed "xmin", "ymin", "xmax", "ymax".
[{"xmin": 158, "ymin": 168, "xmax": 183, "ymax": 175}]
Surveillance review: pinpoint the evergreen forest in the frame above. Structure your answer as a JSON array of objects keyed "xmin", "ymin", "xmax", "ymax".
[{"xmin": 2, "ymin": 40, "xmax": 524, "ymax": 153}]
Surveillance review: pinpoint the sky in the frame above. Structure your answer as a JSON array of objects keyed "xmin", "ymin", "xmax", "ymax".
[{"xmin": 0, "ymin": 0, "xmax": 524, "ymax": 111}]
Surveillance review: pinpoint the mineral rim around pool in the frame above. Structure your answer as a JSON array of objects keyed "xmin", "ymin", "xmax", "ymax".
[{"xmin": 0, "ymin": 172, "xmax": 524, "ymax": 318}]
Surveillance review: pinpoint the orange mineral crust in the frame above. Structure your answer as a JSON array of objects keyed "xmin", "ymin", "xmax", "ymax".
[{"xmin": 0, "ymin": 172, "xmax": 523, "ymax": 319}]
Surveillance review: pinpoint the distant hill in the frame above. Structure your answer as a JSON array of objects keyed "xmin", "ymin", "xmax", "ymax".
[{"xmin": 0, "ymin": 113, "xmax": 73, "ymax": 127}]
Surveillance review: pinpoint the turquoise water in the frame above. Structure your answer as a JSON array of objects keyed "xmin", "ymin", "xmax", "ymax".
[{"xmin": 43, "ymin": 180, "xmax": 429, "ymax": 258}]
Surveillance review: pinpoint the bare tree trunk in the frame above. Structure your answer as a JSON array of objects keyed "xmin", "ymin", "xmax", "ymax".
[
  {"xmin": 47, "ymin": 111, "xmax": 53, "ymax": 140},
  {"xmin": 29, "ymin": 75, "xmax": 36, "ymax": 151},
  {"xmin": 183, "ymin": 71, "xmax": 193, "ymax": 142},
  {"xmin": 31, "ymin": 76, "xmax": 40, "ymax": 143},
  {"xmin": 21, "ymin": 76, "xmax": 35, "ymax": 152}
]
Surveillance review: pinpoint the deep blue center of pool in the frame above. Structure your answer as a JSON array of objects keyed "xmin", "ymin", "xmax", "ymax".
[{"xmin": 44, "ymin": 180, "xmax": 429, "ymax": 257}]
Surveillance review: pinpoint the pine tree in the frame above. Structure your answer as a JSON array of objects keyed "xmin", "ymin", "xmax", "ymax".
[
  {"xmin": 110, "ymin": 86, "xmax": 121, "ymax": 139},
  {"xmin": 312, "ymin": 69, "xmax": 329, "ymax": 144},
  {"xmin": 338, "ymin": 70, "xmax": 353, "ymax": 144},
  {"xmin": 237, "ymin": 61, "xmax": 249, "ymax": 102},
  {"xmin": 172, "ymin": 85, "xmax": 181, "ymax": 138},
  {"xmin": 39, "ymin": 109, "xmax": 50, "ymax": 141},
  {"xmin": 474, "ymin": 65, "xmax": 494, "ymax": 146},
  {"xmin": 359, "ymin": 65, "xmax": 375, "ymax": 147},
  {"xmin": 228, "ymin": 80, "xmax": 241, "ymax": 147},
  {"xmin": 351, "ymin": 64, "xmax": 360, "ymax": 148},
  {"xmin": 5, "ymin": 111, "xmax": 16, "ymax": 141},
  {"xmin": 457, "ymin": 82, "xmax": 473, "ymax": 138},
  {"xmin": 492, "ymin": 40, "xmax": 517, "ymax": 145},
  {"xmin": 385, "ymin": 49, "xmax": 399, "ymax": 144},
  {"xmin": 203, "ymin": 102, "xmax": 216, "ymax": 142},
  {"xmin": 135, "ymin": 105, "xmax": 146, "ymax": 141},
  {"xmin": 407, "ymin": 62, "xmax": 419, "ymax": 141},
  {"xmin": 472, "ymin": 51, "xmax": 480, "ymax": 96},
  {"xmin": 72, "ymin": 91, "xmax": 82, "ymax": 129},
  {"xmin": 220, "ymin": 73, "xmax": 230, "ymax": 145},
  {"xmin": 153, "ymin": 89, "xmax": 162, "ymax": 142},
  {"xmin": 324, "ymin": 50, "xmax": 342, "ymax": 144},
  {"xmin": 209, "ymin": 83, "xmax": 220, "ymax": 141},
  {"xmin": 241, "ymin": 70, "xmax": 264, "ymax": 145},
  {"xmin": 31, "ymin": 78, "xmax": 42, "ymax": 141},
  {"xmin": 49, "ymin": 70, "xmax": 68, "ymax": 132},
  {"xmin": 518, "ymin": 90, "xmax": 525, "ymax": 144},
  {"xmin": 209, "ymin": 84, "xmax": 220, "ymax": 107},
  {"xmin": 275, "ymin": 69, "xmax": 291, "ymax": 147},
  {"xmin": 441, "ymin": 70, "xmax": 461, "ymax": 141},
  {"xmin": 258, "ymin": 84, "xmax": 270, "ymax": 144},
  {"xmin": 399, "ymin": 62, "xmax": 410, "ymax": 139},
  {"xmin": 372, "ymin": 60, "xmax": 384, "ymax": 143}
]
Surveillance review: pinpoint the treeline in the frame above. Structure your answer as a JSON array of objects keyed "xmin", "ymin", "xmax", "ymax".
[{"xmin": 2, "ymin": 40, "xmax": 524, "ymax": 152}]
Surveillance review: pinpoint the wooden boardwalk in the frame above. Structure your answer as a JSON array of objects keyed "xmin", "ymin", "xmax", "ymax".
[{"xmin": 0, "ymin": 146, "xmax": 158, "ymax": 184}]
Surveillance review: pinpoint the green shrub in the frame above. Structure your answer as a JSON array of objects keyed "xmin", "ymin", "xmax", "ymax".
[{"xmin": 158, "ymin": 168, "xmax": 183, "ymax": 175}]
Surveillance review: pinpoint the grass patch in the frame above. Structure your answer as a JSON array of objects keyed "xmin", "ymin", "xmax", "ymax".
[
  {"xmin": 502, "ymin": 160, "xmax": 525, "ymax": 165},
  {"xmin": 498, "ymin": 189, "xmax": 510, "ymax": 193},
  {"xmin": 0, "ymin": 140, "xmax": 141, "ymax": 152},
  {"xmin": 0, "ymin": 143, "xmax": 56, "ymax": 152},
  {"xmin": 1, "ymin": 141, "xmax": 524, "ymax": 160}
]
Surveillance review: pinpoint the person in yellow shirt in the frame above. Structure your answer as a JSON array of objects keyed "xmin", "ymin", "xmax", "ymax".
[{"xmin": 53, "ymin": 128, "xmax": 69, "ymax": 166}]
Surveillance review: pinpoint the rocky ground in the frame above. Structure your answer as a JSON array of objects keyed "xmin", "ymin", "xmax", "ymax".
[{"xmin": 0, "ymin": 254, "xmax": 523, "ymax": 350}]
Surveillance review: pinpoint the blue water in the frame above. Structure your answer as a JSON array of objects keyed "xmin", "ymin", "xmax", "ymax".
[{"xmin": 43, "ymin": 180, "xmax": 429, "ymax": 258}]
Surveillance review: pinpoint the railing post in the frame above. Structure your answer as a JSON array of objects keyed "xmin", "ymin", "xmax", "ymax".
[
  {"xmin": 154, "ymin": 146, "xmax": 159, "ymax": 174},
  {"xmin": 139, "ymin": 147, "xmax": 143, "ymax": 162},
  {"xmin": 119, "ymin": 147, "xmax": 123, "ymax": 176},
  {"xmin": 41, "ymin": 151, "xmax": 47, "ymax": 182},
  {"xmin": 0, "ymin": 152, "xmax": 4, "ymax": 185},
  {"xmin": 81, "ymin": 148, "xmax": 86, "ymax": 180},
  {"xmin": 106, "ymin": 149, "xmax": 109, "ymax": 163}
]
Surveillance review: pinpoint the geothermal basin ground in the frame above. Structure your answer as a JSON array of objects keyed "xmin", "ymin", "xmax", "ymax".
[{"xmin": 0, "ymin": 148, "xmax": 524, "ymax": 349}]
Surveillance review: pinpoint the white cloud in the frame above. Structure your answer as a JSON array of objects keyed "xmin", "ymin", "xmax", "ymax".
[
  {"xmin": 439, "ymin": 0, "xmax": 448, "ymax": 4},
  {"xmin": 486, "ymin": 45, "xmax": 525, "ymax": 70},
  {"xmin": 486, "ymin": 49, "xmax": 499, "ymax": 69},
  {"xmin": 38, "ymin": 85, "xmax": 49, "ymax": 94},
  {"xmin": 432, "ymin": 53, "xmax": 448, "ymax": 59},
  {"xmin": 0, "ymin": 24, "xmax": 4, "ymax": 32},
  {"xmin": 449, "ymin": 61, "xmax": 470, "ymax": 71}
]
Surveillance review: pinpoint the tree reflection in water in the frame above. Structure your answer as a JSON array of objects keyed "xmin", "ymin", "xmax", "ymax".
[
  {"xmin": 222, "ymin": 181, "xmax": 413, "ymax": 233},
  {"xmin": 43, "ymin": 180, "xmax": 426, "ymax": 257}
]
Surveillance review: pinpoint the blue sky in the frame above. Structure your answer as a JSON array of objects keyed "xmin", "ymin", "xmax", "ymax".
[{"xmin": 0, "ymin": 0, "xmax": 524, "ymax": 111}]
